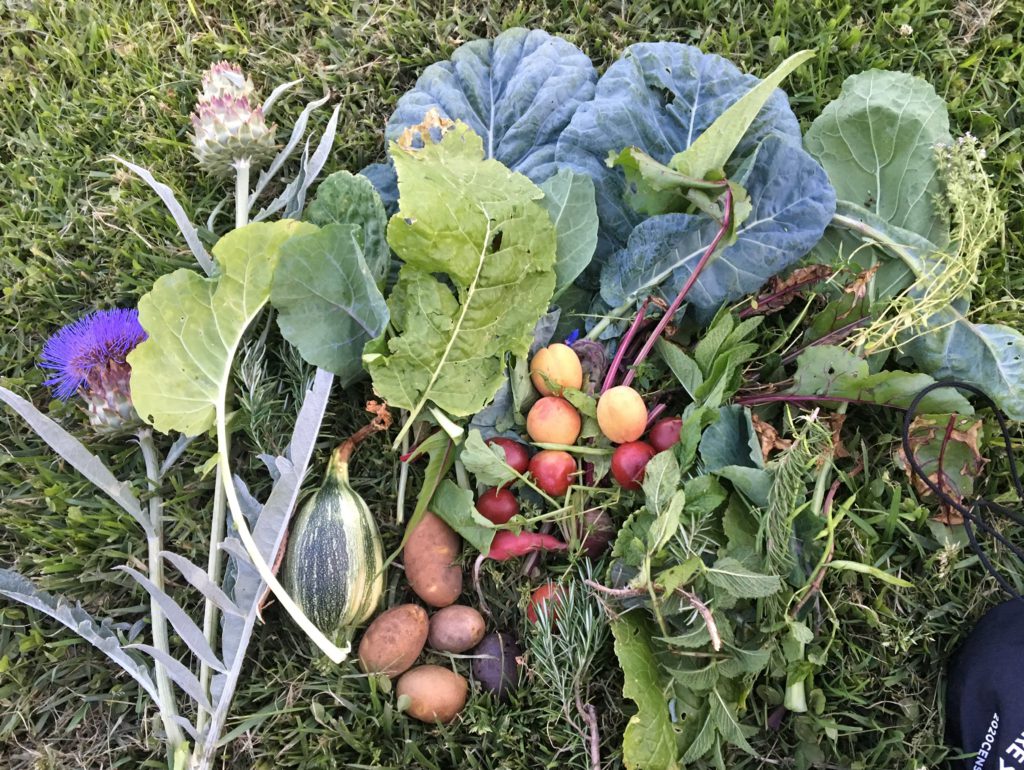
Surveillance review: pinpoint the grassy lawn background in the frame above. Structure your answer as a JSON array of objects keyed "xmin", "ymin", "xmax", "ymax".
[{"xmin": 2, "ymin": 1, "xmax": 1022, "ymax": 768}]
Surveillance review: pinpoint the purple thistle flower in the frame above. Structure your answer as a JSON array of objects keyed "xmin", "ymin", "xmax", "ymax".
[{"xmin": 41, "ymin": 308, "xmax": 146, "ymax": 400}]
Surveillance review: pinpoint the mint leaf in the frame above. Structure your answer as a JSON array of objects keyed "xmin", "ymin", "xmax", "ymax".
[{"xmin": 705, "ymin": 557, "xmax": 781, "ymax": 599}]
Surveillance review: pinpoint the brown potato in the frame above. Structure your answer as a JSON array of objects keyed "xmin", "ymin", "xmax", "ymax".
[
  {"xmin": 396, "ymin": 665, "xmax": 468, "ymax": 724},
  {"xmin": 403, "ymin": 511, "xmax": 462, "ymax": 607},
  {"xmin": 358, "ymin": 604, "xmax": 429, "ymax": 678},
  {"xmin": 428, "ymin": 605, "xmax": 486, "ymax": 653}
]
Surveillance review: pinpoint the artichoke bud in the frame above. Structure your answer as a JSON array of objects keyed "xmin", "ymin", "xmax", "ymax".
[
  {"xmin": 190, "ymin": 62, "xmax": 276, "ymax": 176},
  {"xmin": 83, "ymin": 360, "xmax": 142, "ymax": 435}
]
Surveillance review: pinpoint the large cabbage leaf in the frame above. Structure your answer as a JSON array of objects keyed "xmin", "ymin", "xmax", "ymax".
[
  {"xmin": 805, "ymin": 70, "xmax": 952, "ymax": 298},
  {"xmin": 601, "ymin": 136, "xmax": 835, "ymax": 321},
  {"xmin": 365, "ymin": 122, "xmax": 557, "ymax": 432},
  {"xmin": 363, "ymin": 27, "xmax": 597, "ymax": 204},
  {"xmin": 555, "ymin": 42, "xmax": 802, "ymax": 263},
  {"xmin": 805, "ymin": 70, "xmax": 951, "ymax": 249}
]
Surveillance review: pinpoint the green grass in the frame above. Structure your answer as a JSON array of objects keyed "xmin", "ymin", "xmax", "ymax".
[{"xmin": 2, "ymin": 0, "xmax": 1023, "ymax": 768}]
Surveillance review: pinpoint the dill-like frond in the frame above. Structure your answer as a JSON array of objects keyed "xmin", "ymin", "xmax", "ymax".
[{"xmin": 860, "ymin": 134, "xmax": 1005, "ymax": 352}]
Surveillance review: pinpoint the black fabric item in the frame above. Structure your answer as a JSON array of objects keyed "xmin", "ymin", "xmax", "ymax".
[{"xmin": 947, "ymin": 600, "xmax": 1024, "ymax": 768}]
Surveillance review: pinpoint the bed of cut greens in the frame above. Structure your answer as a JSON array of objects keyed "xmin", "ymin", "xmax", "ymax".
[{"xmin": 2, "ymin": 25, "xmax": 1021, "ymax": 770}]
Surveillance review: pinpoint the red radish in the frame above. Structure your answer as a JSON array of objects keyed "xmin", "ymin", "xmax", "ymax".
[
  {"xmin": 527, "ymin": 582, "xmax": 564, "ymax": 624},
  {"xmin": 486, "ymin": 437, "xmax": 530, "ymax": 477},
  {"xmin": 487, "ymin": 530, "xmax": 568, "ymax": 561},
  {"xmin": 475, "ymin": 488, "xmax": 519, "ymax": 525},
  {"xmin": 611, "ymin": 441, "xmax": 657, "ymax": 490},
  {"xmin": 648, "ymin": 417, "xmax": 683, "ymax": 452},
  {"xmin": 528, "ymin": 450, "xmax": 577, "ymax": 496}
]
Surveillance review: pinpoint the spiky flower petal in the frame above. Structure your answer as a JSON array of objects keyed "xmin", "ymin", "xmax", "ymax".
[
  {"xmin": 190, "ymin": 62, "xmax": 276, "ymax": 176},
  {"xmin": 200, "ymin": 61, "xmax": 254, "ymax": 101},
  {"xmin": 41, "ymin": 308, "xmax": 147, "ymax": 434}
]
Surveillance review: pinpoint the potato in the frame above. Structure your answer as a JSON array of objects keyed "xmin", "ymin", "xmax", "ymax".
[
  {"xmin": 358, "ymin": 604, "xmax": 428, "ymax": 678},
  {"xmin": 428, "ymin": 605, "xmax": 486, "ymax": 653},
  {"xmin": 396, "ymin": 665, "xmax": 468, "ymax": 723},
  {"xmin": 471, "ymin": 631, "xmax": 521, "ymax": 702},
  {"xmin": 404, "ymin": 511, "xmax": 463, "ymax": 607}
]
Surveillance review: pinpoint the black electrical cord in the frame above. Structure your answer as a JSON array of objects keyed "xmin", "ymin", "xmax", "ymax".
[{"xmin": 901, "ymin": 381, "xmax": 1024, "ymax": 599}]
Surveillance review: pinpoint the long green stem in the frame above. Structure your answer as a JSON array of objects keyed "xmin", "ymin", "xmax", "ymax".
[
  {"xmin": 234, "ymin": 158, "xmax": 250, "ymax": 230},
  {"xmin": 584, "ymin": 300, "xmax": 632, "ymax": 342},
  {"xmin": 196, "ymin": 461, "xmax": 227, "ymax": 737},
  {"xmin": 138, "ymin": 429, "xmax": 187, "ymax": 758},
  {"xmin": 198, "ymin": 158, "xmax": 250, "ymax": 735}
]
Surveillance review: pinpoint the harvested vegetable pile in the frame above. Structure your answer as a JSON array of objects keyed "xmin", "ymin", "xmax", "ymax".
[{"xmin": 2, "ymin": 24, "xmax": 1023, "ymax": 770}]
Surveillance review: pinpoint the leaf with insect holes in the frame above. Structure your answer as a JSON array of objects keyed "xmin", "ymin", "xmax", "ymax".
[
  {"xmin": 790, "ymin": 346, "xmax": 974, "ymax": 413},
  {"xmin": 365, "ymin": 122, "xmax": 557, "ymax": 424}
]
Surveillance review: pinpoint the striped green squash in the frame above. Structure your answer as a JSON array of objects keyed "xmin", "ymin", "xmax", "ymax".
[{"xmin": 284, "ymin": 445, "xmax": 384, "ymax": 645}]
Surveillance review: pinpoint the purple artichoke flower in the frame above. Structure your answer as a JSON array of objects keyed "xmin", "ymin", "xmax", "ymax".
[{"xmin": 41, "ymin": 308, "xmax": 148, "ymax": 434}]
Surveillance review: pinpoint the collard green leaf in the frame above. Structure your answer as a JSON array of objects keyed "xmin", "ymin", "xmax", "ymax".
[
  {"xmin": 705, "ymin": 557, "xmax": 782, "ymax": 599},
  {"xmin": 271, "ymin": 224, "xmax": 389, "ymax": 383},
  {"xmin": 365, "ymin": 123, "xmax": 557, "ymax": 427},
  {"xmin": 790, "ymin": 345, "xmax": 974, "ymax": 413},
  {"xmin": 805, "ymin": 70, "xmax": 952, "ymax": 248},
  {"xmin": 600, "ymin": 136, "xmax": 836, "ymax": 322},
  {"xmin": 699, "ymin": 405, "xmax": 764, "ymax": 472},
  {"xmin": 432, "ymin": 479, "xmax": 498, "ymax": 554},
  {"xmin": 612, "ymin": 614, "xmax": 681, "ymax": 770},
  {"xmin": 831, "ymin": 203, "xmax": 1024, "ymax": 418},
  {"xmin": 375, "ymin": 28, "xmax": 597, "ymax": 192},
  {"xmin": 0, "ymin": 568, "xmax": 158, "ymax": 702},
  {"xmin": 460, "ymin": 429, "xmax": 517, "ymax": 488},
  {"xmin": 305, "ymin": 170, "xmax": 390, "ymax": 280},
  {"xmin": 901, "ymin": 308, "xmax": 1024, "ymax": 420},
  {"xmin": 556, "ymin": 42, "xmax": 802, "ymax": 262},
  {"xmin": 130, "ymin": 220, "xmax": 316, "ymax": 436},
  {"xmin": 538, "ymin": 168, "xmax": 599, "ymax": 296}
]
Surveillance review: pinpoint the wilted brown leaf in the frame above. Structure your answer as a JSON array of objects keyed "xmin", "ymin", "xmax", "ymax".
[
  {"xmin": 895, "ymin": 413, "xmax": 986, "ymax": 525},
  {"xmin": 752, "ymin": 414, "xmax": 794, "ymax": 458},
  {"xmin": 843, "ymin": 264, "xmax": 880, "ymax": 300},
  {"xmin": 744, "ymin": 265, "xmax": 833, "ymax": 317}
]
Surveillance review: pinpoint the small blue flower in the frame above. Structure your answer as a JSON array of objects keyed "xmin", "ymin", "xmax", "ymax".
[
  {"xmin": 564, "ymin": 329, "xmax": 581, "ymax": 345},
  {"xmin": 41, "ymin": 308, "xmax": 147, "ymax": 401}
]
